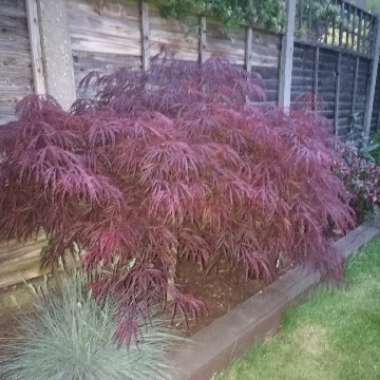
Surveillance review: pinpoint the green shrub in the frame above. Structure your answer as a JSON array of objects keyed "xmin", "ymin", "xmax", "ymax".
[{"xmin": 0, "ymin": 274, "xmax": 176, "ymax": 380}]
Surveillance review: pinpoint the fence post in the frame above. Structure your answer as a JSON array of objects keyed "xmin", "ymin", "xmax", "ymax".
[
  {"xmin": 313, "ymin": 47, "xmax": 320, "ymax": 111},
  {"xmin": 198, "ymin": 16, "xmax": 207, "ymax": 65},
  {"xmin": 140, "ymin": 0, "xmax": 150, "ymax": 71},
  {"xmin": 245, "ymin": 27, "xmax": 253, "ymax": 73},
  {"xmin": 334, "ymin": 53, "xmax": 342, "ymax": 137},
  {"xmin": 363, "ymin": 14, "xmax": 380, "ymax": 144},
  {"xmin": 278, "ymin": 0, "xmax": 297, "ymax": 113},
  {"xmin": 25, "ymin": 0, "xmax": 46, "ymax": 95},
  {"xmin": 36, "ymin": 0, "xmax": 76, "ymax": 110}
]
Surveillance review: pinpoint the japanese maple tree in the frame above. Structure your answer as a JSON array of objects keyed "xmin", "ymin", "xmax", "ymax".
[{"xmin": 0, "ymin": 56, "xmax": 354, "ymax": 342}]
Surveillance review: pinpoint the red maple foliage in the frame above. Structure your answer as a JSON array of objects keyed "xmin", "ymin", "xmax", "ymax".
[{"xmin": 0, "ymin": 57, "xmax": 354, "ymax": 343}]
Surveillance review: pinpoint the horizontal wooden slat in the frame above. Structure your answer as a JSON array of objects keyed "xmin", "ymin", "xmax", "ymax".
[{"xmin": 0, "ymin": 0, "xmax": 33, "ymax": 125}]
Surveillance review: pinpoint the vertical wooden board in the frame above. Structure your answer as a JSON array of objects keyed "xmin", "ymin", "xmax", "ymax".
[
  {"xmin": 149, "ymin": 6, "xmax": 198, "ymax": 62},
  {"xmin": 25, "ymin": 0, "xmax": 46, "ymax": 94},
  {"xmin": 198, "ymin": 16, "xmax": 206, "ymax": 65},
  {"xmin": 66, "ymin": 0, "xmax": 141, "ymax": 56},
  {"xmin": 0, "ymin": 0, "xmax": 34, "ymax": 125},
  {"xmin": 140, "ymin": 0, "xmax": 150, "ymax": 70},
  {"xmin": 313, "ymin": 47, "xmax": 319, "ymax": 110},
  {"xmin": 245, "ymin": 27, "xmax": 253, "ymax": 72},
  {"xmin": 371, "ymin": 62, "xmax": 380, "ymax": 132},
  {"xmin": 334, "ymin": 53, "xmax": 342, "ymax": 137}
]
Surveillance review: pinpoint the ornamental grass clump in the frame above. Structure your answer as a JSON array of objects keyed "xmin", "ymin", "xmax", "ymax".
[
  {"xmin": 0, "ymin": 56, "xmax": 355, "ymax": 342},
  {"xmin": 0, "ymin": 274, "xmax": 175, "ymax": 380}
]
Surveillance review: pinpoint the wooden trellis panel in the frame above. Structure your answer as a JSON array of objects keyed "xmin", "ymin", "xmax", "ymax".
[{"xmin": 295, "ymin": 0, "xmax": 375, "ymax": 57}]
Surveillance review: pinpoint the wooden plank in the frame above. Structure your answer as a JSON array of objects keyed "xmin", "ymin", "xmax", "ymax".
[
  {"xmin": 278, "ymin": 0, "xmax": 296, "ymax": 113},
  {"xmin": 351, "ymin": 56, "xmax": 360, "ymax": 115},
  {"xmin": 140, "ymin": 0, "xmax": 150, "ymax": 71},
  {"xmin": 335, "ymin": 52, "xmax": 342, "ymax": 136},
  {"xmin": 313, "ymin": 46, "xmax": 320, "ymax": 111},
  {"xmin": 73, "ymin": 51, "xmax": 141, "ymax": 98},
  {"xmin": 67, "ymin": 0, "xmax": 141, "ymax": 57},
  {"xmin": 0, "ymin": 1, "xmax": 34, "ymax": 123},
  {"xmin": 149, "ymin": 6, "xmax": 198, "ymax": 62},
  {"xmin": 364, "ymin": 14, "xmax": 380, "ymax": 144},
  {"xmin": 245, "ymin": 27, "xmax": 253, "ymax": 72},
  {"xmin": 25, "ymin": 0, "xmax": 46, "ymax": 94},
  {"xmin": 204, "ymin": 22, "xmax": 273, "ymax": 67},
  {"xmin": 169, "ymin": 223, "xmax": 380, "ymax": 380},
  {"xmin": 198, "ymin": 16, "xmax": 207, "ymax": 65},
  {"xmin": 294, "ymin": 37, "xmax": 371, "ymax": 60}
]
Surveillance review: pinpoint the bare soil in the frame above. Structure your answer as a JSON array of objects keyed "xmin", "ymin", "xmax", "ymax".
[{"xmin": 172, "ymin": 258, "xmax": 268, "ymax": 335}]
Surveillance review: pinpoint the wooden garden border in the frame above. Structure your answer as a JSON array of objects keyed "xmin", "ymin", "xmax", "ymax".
[{"xmin": 169, "ymin": 222, "xmax": 380, "ymax": 380}]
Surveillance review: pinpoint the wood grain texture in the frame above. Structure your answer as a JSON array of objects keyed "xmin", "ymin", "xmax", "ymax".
[
  {"xmin": 245, "ymin": 27, "xmax": 253, "ymax": 72},
  {"xmin": 169, "ymin": 224, "xmax": 380, "ymax": 380},
  {"xmin": 139, "ymin": 0, "xmax": 150, "ymax": 70},
  {"xmin": 0, "ymin": 235, "xmax": 46, "ymax": 289},
  {"xmin": 198, "ymin": 16, "xmax": 206, "ymax": 64},
  {"xmin": 149, "ymin": 5, "xmax": 198, "ymax": 62},
  {"xmin": 25, "ymin": 0, "xmax": 46, "ymax": 94},
  {"xmin": 67, "ymin": 0, "xmax": 141, "ymax": 56},
  {"xmin": 67, "ymin": 0, "xmax": 142, "ymax": 98},
  {"xmin": 73, "ymin": 50, "xmax": 141, "ymax": 98},
  {"xmin": 0, "ymin": 0, "xmax": 34, "ymax": 124},
  {"xmin": 290, "ymin": 42, "xmax": 372, "ymax": 137}
]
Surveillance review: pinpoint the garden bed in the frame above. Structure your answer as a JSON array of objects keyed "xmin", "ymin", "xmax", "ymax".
[
  {"xmin": 169, "ymin": 223, "xmax": 380, "ymax": 380},
  {"xmin": 0, "ymin": 223, "xmax": 379, "ymax": 380}
]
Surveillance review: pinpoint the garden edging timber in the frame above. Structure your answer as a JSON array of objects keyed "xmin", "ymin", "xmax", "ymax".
[{"xmin": 169, "ymin": 222, "xmax": 380, "ymax": 380}]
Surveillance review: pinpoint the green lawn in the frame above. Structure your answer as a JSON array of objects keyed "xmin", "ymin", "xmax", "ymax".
[{"xmin": 217, "ymin": 238, "xmax": 380, "ymax": 380}]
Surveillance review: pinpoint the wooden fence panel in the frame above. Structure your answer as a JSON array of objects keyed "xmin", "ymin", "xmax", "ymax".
[
  {"xmin": 0, "ymin": 0, "xmax": 34, "ymax": 124},
  {"xmin": 149, "ymin": 6, "xmax": 198, "ymax": 62},
  {"xmin": 204, "ymin": 21, "xmax": 245, "ymax": 66},
  {"xmin": 251, "ymin": 31, "xmax": 281, "ymax": 105},
  {"xmin": 355, "ymin": 58, "xmax": 371, "ymax": 129},
  {"xmin": 338, "ymin": 54, "xmax": 356, "ymax": 136},
  {"xmin": 67, "ymin": 0, "xmax": 141, "ymax": 98},
  {"xmin": 291, "ymin": 43, "xmax": 315, "ymax": 104},
  {"xmin": 290, "ymin": 41, "xmax": 374, "ymax": 137},
  {"xmin": 318, "ymin": 49, "xmax": 338, "ymax": 120}
]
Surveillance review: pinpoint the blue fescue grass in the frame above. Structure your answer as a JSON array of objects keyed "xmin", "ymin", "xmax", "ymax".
[{"xmin": 0, "ymin": 273, "xmax": 177, "ymax": 380}]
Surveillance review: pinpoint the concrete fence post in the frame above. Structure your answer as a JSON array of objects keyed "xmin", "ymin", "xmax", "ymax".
[
  {"xmin": 278, "ymin": 0, "xmax": 297, "ymax": 113},
  {"xmin": 31, "ymin": 0, "xmax": 76, "ymax": 110},
  {"xmin": 363, "ymin": 14, "xmax": 380, "ymax": 144}
]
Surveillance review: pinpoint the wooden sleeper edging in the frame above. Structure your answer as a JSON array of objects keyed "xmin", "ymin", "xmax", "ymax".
[{"xmin": 169, "ymin": 224, "xmax": 380, "ymax": 380}]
